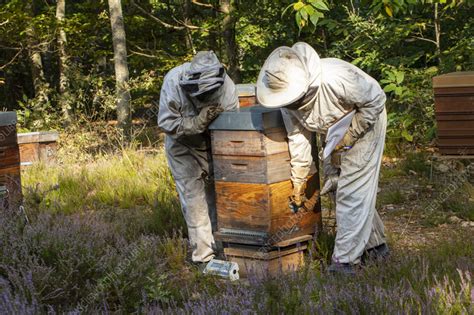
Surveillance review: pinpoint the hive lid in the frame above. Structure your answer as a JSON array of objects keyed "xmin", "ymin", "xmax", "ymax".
[
  {"xmin": 433, "ymin": 71, "xmax": 474, "ymax": 88},
  {"xmin": 209, "ymin": 106, "xmax": 284, "ymax": 131},
  {"xmin": 236, "ymin": 83, "xmax": 256, "ymax": 97},
  {"xmin": 17, "ymin": 131, "xmax": 59, "ymax": 144},
  {"xmin": 0, "ymin": 112, "xmax": 17, "ymax": 127}
]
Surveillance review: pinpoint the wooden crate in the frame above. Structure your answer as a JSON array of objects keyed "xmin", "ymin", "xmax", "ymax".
[
  {"xmin": 433, "ymin": 72, "xmax": 474, "ymax": 155},
  {"xmin": 224, "ymin": 238, "xmax": 309, "ymax": 277},
  {"xmin": 0, "ymin": 112, "xmax": 22, "ymax": 210},
  {"xmin": 17, "ymin": 131, "xmax": 59, "ymax": 166}
]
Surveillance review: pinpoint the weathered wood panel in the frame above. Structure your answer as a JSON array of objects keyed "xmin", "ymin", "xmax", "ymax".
[
  {"xmin": 215, "ymin": 181, "xmax": 271, "ymax": 232},
  {"xmin": 224, "ymin": 243, "xmax": 307, "ymax": 277},
  {"xmin": 211, "ymin": 128, "xmax": 288, "ymax": 157},
  {"xmin": 0, "ymin": 145, "xmax": 21, "ymax": 167},
  {"xmin": 213, "ymin": 151, "xmax": 291, "ymax": 184},
  {"xmin": 215, "ymin": 174, "xmax": 321, "ymax": 244},
  {"xmin": 19, "ymin": 143, "xmax": 39, "ymax": 164}
]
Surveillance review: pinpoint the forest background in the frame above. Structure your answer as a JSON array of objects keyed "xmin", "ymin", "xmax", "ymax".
[{"xmin": 0, "ymin": 0, "xmax": 472, "ymax": 149}]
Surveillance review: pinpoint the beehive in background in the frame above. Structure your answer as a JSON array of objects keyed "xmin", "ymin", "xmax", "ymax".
[
  {"xmin": 236, "ymin": 83, "xmax": 256, "ymax": 108},
  {"xmin": 0, "ymin": 112, "xmax": 22, "ymax": 210},
  {"xmin": 433, "ymin": 71, "xmax": 474, "ymax": 155},
  {"xmin": 17, "ymin": 131, "xmax": 59, "ymax": 167}
]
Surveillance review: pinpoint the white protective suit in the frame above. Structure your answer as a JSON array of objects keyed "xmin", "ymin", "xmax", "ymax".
[
  {"xmin": 158, "ymin": 55, "xmax": 239, "ymax": 263},
  {"xmin": 258, "ymin": 43, "xmax": 387, "ymax": 264}
]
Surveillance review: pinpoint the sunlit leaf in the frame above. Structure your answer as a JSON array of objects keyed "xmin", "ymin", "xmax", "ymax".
[
  {"xmin": 402, "ymin": 129, "xmax": 414, "ymax": 142},
  {"xmin": 294, "ymin": 1, "xmax": 305, "ymax": 11},
  {"xmin": 385, "ymin": 5, "xmax": 393, "ymax": 17}
]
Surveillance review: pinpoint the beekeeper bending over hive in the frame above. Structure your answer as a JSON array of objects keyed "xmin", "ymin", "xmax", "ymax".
[
  {"xmin": 158, "ymin": 51, "xmax": 239, "ymax": 265},
  {"xmin": 256, "ymin": 42, "xmax": 388, "ymax": 274}
]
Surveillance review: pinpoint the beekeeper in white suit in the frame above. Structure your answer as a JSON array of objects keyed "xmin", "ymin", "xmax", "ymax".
[
  {"xmin": 257, "ymin": 42, "xmax": 388, "ymax": 274},
  {"xmin": 158, "ymin": 51, "xmax": 239, "ymax": 265}
]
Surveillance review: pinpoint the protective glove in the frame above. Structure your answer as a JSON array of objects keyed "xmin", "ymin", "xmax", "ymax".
[
  {"xmin": 334, "ymin": 131, "xmax": 357, "ymax": 152},
  {"xmin": 180, "ymin": 105, "xmax": 223, "ymax": 135},
  {"xmin": 331, "ymin": 131, "xmax": 357, "ymax": 167},
  {"xmin": 289, "ymin": 181, "xmax": 307, "ymax": 213},
  {"xmin": 320, "ymin": 174, "xmax": 338, "ymax": 195}
]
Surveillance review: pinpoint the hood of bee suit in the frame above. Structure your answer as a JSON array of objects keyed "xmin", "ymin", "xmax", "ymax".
[
  {"xmin": 256, "ymin": 42, "xmax": 322, "ymax": 109},
  {"xmin": 179, "ymin": 51, "xmax": 226, "ymax": 98}
]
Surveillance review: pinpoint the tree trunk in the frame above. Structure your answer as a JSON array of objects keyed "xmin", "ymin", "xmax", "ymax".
[
  {"xmin": 56, "ymin": 0, "xmax": 72, "ymax": 125},
  {"xmin": 26, "ymin": 2, "xmax": 49, "ymax": 104},
  {"xmin": 434, "ymin": 3, "xmax": 442, "ymax": 67},
  {"xmin": 220, "ymin": 0, "xmax": 241, "ymax": 83},
  {"xmin": 183, "ymin": 0, "xmax": 196, "ymax": 54},
  {"xmin": 108, "ymin": 0, "xmax": 132, "ymax": 139}
]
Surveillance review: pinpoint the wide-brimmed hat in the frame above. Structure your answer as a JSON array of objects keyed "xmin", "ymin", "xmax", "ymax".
[
  {"xmin": 180, "ymin": 51, "xmax": 225, "ymax": 97},
  {"xmin": 256, "ymin": 46, "xmax": 310, "ymax": 108}
]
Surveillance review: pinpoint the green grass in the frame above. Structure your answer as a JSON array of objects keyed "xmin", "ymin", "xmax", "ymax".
[{"xmin": 22, "ymin": 149, "xmax": 185, "ymax": 238}]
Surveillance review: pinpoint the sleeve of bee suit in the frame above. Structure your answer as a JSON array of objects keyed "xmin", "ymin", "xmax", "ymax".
[
  {"xmin": 158, "ymin": 68, "xmax": 206, "ymax": 138},
  {"xmin": 158, "ymin": 68, "xmax": 187, "ymax": 138},
  {"xmin": 281, "ymin": 108, "xmax": 313, "ymax": 186},
  {"xmin": 219, "ymin": 75, "xmax": 240, "ymax": 112},
  {"xmin": 335, "ymin": 64, "xmax": 386, "ymax": 140}
]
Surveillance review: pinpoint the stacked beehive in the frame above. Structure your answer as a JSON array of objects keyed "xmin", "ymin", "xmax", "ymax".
[
  {"xmin": 433, "ymin": 71, "xmax": 474, "ymax": 155},
  {"xmin": 209, "ymin": 106, "xmax": 321, "ymax": 277},
  {"xmin": 0, "ymin": 112, "xmax": 22, "ymax": 210}
]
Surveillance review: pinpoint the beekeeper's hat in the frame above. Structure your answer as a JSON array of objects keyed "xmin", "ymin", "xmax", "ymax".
[{"xmin": 257, "ymin": 42, "xmax": 321, "ymax": 108}]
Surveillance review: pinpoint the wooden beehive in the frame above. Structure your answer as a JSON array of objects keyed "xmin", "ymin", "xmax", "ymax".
[
  {"xmin": 433, "ymin": 71, "xmax": 474, "ymax": 155},
  {"xmin": 17, "ymin": 131, "xmax": 59, "ymax": 166},
  {"xmin": 236, "ymin": 83, "xmax": 256, "ymax": 108},
  {"xmin": 209, "ymin": 106, "xmax": 321, "ymax": 247},
  {"xmin": 0, "ymin": 112, "xmax": 22, "ymax": 210},
  {"xmin": 224, "ymin": 238, "xmax": 310, "ymax": 277}
]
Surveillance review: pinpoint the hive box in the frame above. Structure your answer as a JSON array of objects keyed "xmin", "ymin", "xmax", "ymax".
[
  {"xmin": 210, "ymin": 106, "xmax": 321, "ymax": 246},
  {"xmin": 0, "ymin": 112, "xmax": 22, "ymax": 210},
  {"xmin": 433, "ymin": 71, "xmax": 474, "ymax": 155},
  {"xmin": 17, "ymin": 131, "xmax": 59, "ymax": 166},
  {"xmin": 236, "ymin": 83, "xmax": 256, "ymax": 108},
  {"xmin": 224, "ymin": 239, "xmax": 310, "ymax": 277}
]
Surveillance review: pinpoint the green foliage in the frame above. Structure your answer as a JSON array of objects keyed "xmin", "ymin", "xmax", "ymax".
[{"xmin": 283, "ymin": 0, "xmax": 329, "ymax": 31}]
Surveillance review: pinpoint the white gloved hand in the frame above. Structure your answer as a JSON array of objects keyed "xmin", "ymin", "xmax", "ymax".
[{"xmin": 320, "ymin": 174, "xmax": 338, "ymax": 195}]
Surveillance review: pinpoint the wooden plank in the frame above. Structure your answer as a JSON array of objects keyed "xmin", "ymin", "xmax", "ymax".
[
  {"xmin": 224, "ymin": 243, "xmax": 307, "ymax": 260},
  {"xmin": 17, "ymin": 131, "xmax": 59, "ymax": 144},
  {"xmin": 0, "ymin": 165, "xmax": 21, "ymax": 178},
  {"xmin": 0, "ymin": 145, "xmax": 20, "ymax": 168},
  {"xmin": 274, "ymin": 234, "xmax": 312, "ymax": 248},
  {"xmin": 39, "ymin": 142, "xmax": 57, "ymax": 164},
  {"xmin": 211, "ymin": 130, "xmax": 265, "ymax": 156},
  {"xmin": 19, "ymin": 143, "xmax": 39, "ymax": 164},
  {"xmin": 213, "ymin": 151, "xmax": 291, "ymax": 184},
  {"xmin": 213, "ymin": 155, "xmax": 268, "ymax": 183},
  {"xmin": 225, "ymin": 244, "xmax": 307, "ymax": 277},
  {"xmin": 215, "ymin": 181, "xmax": 271, "ymax": 232},
  {"xmin": 263, "ymin": 128, "xmax": 289, "ymax": 155},
  {"xmin": 266, "ymin": 151, "xmax": 291, "ymax": 183}
]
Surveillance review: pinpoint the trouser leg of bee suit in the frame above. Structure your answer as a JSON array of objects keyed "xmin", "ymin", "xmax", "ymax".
[
  {"xmin": 174, "ymin": 176, "xmax": 216, "ymax": 263},
  {"xmin": 333, "ymin": 109, "xmax": 387, "ymax": 264}
]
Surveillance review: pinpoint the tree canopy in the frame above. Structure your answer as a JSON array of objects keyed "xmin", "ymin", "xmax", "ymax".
[{"xmin": 0, "ymin": 0, "xmax": 472, "ymax": 145}]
